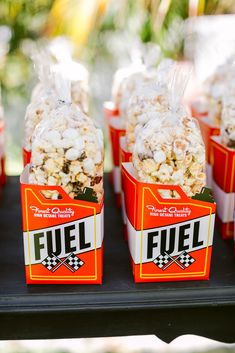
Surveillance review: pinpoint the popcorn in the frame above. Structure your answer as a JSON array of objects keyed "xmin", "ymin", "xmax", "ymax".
[
  {"xmin": 133, "ymin": 112, "xmax": 206, "ymax": 197},
  {"xmin": 125, "ymin": 59, "xmax": 185, "ymax": 152},
  {"xmin": 112, "ymin": 64, "xmax": 144, "ymax": 110},
  {"xmin": 119, "ymin": 69, "xmax": 159, "ymax": 126},
  {"xmin": 126, "ymin": 82, "xmax": 169, "ymax": 151},
  {"xmin": 65, "ymin": 148, "xmax": 81, "ymax": 161},
  {"xmin": 23, "ymin": 93, "xmax": 59, "ymax": 152},
  {"xmin": 203, "ymin": 59, "xmax": 235, "ymax": 126},
  {"xmin": 24, "ymin": 52, "xmax": 90, "ymax": 157},
  {"xmin": 62, "ymin": 128, "xmax": 78, "ymax": 139},
  {"xmin": 112, "ymin": 43, "xmax": 162, "ymax": 120},
  {"xmin": 29, "ymin": 102, "xmax": 104, "ymax": 202},
  {"xmin": 221, "ymin": 94, "xmax": 235, "ymax": 148},
  {"xmin": 153, "ymin": 150, "xmax": 166, "ymax": 164}
]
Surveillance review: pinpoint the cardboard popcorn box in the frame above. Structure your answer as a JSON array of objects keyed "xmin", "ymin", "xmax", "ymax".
[
  {"xmin": 103, "ymin": 101, "xmax": 119, "ymax": 123},
  {"xmin": 0, "ymin": 119, "xmax": 6, "ymax": 186},
  {"xmin": 120, "ymin": 136, "xmax": 132, "ymax": 241},
  {"xmin": 211, "ymin": 136, "xmax": 235, "ymax": 193},
  {"xmin": 122, "ymin": 162, "xmax": 216, "ymax": 283},
  {"xmin": 108, "ymin": 117, "xmax": 126, "ymax": 207},
  {"xmin": 20, "ymin": 166, "xmax": 104, "ymax": 284}
]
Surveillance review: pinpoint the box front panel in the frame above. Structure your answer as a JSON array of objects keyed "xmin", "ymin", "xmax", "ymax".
[
  {"xmin": 21, "ymin": 185, "xmax": 103, "ymax": 284},
  {"xmin": 123, "ymin": 163, "xmax": 216, "ymax": 282}
]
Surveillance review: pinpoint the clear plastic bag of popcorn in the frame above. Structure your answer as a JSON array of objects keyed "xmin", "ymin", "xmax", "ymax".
[
  {"xmin": 30, "ymin": 48, "xmax": 55, "ymax": 102},
  {"xmin": 47, "ymin": 36, "xmax": 89, "ymax": 113},
  {"xmin": 132, "ymin": 63, "xmax": 206, "ymax": 198},
  {"xmin": 112, "ymin": 43, "xmax": 161, "ymax": 115},
  {"xmin": 24, "ymin": 54, "xmax": 57, "ymax": 153},
  {"xmin": 112, "ymin": 64, "xmax": 142, "ymax": 111},
  {"xmin": 204, "ymin": 57, "xmax": 235, "ymax": 126},
  {"xmin": 118, "ymin": 44, "xmax": 162, "ymax": 124},
  {"xmin": 111, "ymin": 40, "xmax": 143, "ymax": 109},
  {"xmin": 29, "ymin": 76, "xmax": 104, "ymax": 203},
  {"xmin": 133, "ymin": 112, "xmax": 206, "ymax": 198},
  {"xmin": 31, "ymin": 41, "xmax": 89, "ymax": 113},
  {"xmin": 126, "ymin": 59, "xmax": 175, "ymax": 152}
]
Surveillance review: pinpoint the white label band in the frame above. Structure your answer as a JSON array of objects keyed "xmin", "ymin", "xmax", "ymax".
[
  {"xmin": 24, "ymin": 210, "xmax": 104, "ymax": 265},
  {"xmin": 127, "ymin": 214, "xmax": 215, "ymax": 264},
  {"xmin": 212, "ymin": 179, "xmax": 235, "ymax": 223}
]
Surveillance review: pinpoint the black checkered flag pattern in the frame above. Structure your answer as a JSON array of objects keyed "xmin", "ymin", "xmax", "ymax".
[
  {"xmin": 178, "ymin": 251, "xmax": 195, "ymax": 268},
  {"xmin": 153, "ymin": 254, "xmax": 170, "ymax": 269},
  {"xmin": 65, "ymin": 253, "xmax": 84, "ymax": 271},
  {"xmin": 42, "ymin": 255, "xmax": 60, "ymax": 271}
]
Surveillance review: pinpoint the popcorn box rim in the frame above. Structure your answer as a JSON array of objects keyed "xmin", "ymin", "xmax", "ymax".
[
  {"xmin": 122, "ymin": 162, "xmax": 215, "ymax": 206},
  {"xmin": 20, "ymin": 165, "xmax": 104, "ymax": 207},
  {"xmin": 211, "ymin": 135, "xmax": 235, "ymax": 153}
]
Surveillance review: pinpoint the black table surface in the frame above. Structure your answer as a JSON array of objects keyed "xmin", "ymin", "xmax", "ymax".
[{"xmin": 0, "ymin": 175, "xmax": 235, "ymax": 342}]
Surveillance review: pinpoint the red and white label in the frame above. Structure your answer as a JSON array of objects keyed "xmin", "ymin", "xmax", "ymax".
[
  {"xmin": 24, "ymin": 210, "xmax": 103, "ymax": 265},
  {"xmin": 127, "ymin": 214, "xmax": 214, "ymax": 264}
]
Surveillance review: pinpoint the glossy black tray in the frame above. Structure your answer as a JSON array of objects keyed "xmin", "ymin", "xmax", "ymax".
[{"xmin": 0, "ymin": 175, "xmax": 235, "ymax": 342}]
